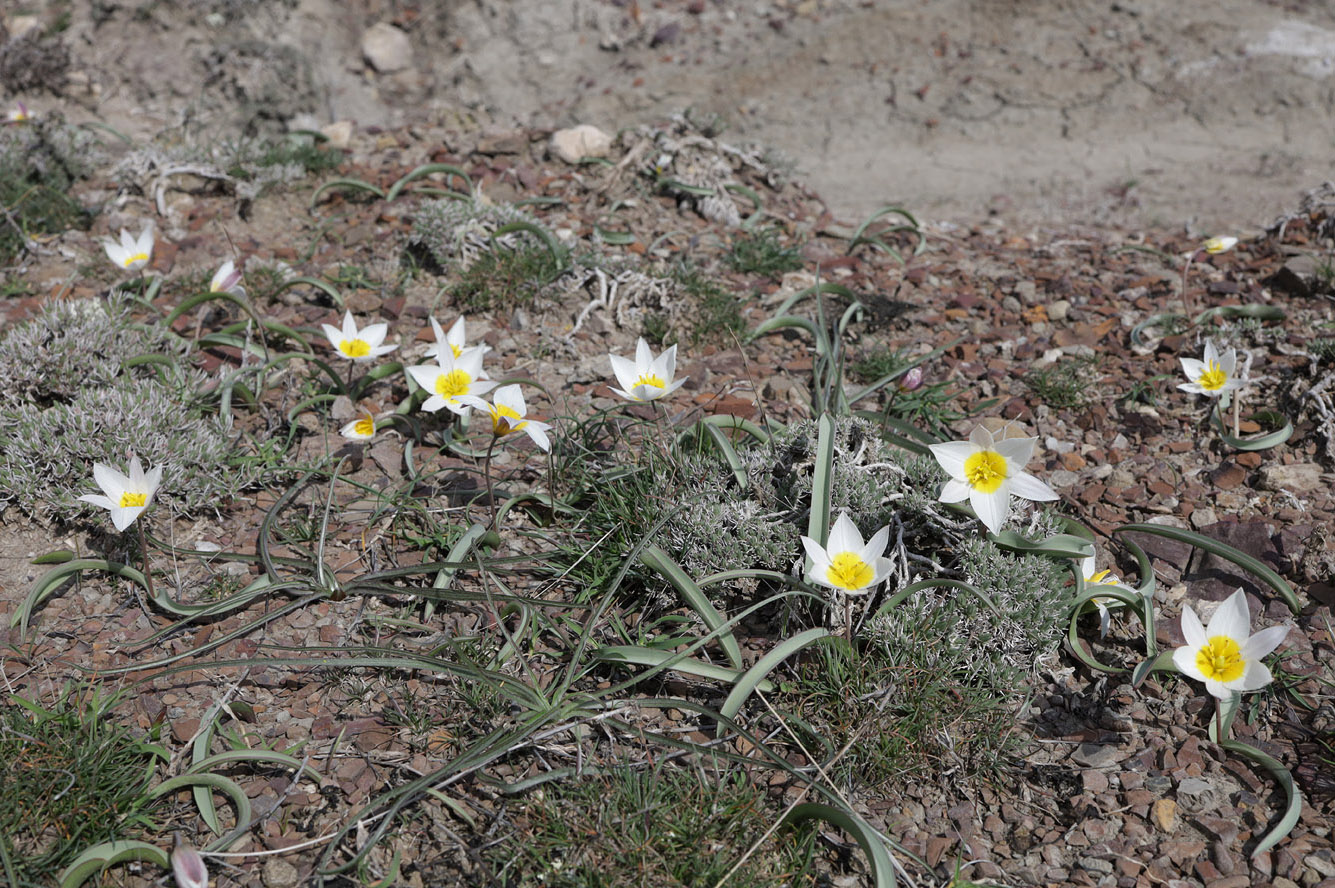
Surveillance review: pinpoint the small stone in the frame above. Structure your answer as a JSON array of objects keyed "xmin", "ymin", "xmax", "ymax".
[
  {"xmin": 550, "ymin": 124, "xmax": 614, "ymax": 164},
  {"xmin": 1078, "ymin": 857, "xmax": 1114, "ymax": 875},
  {"xmin": 321, "ymin": 120, "xmax": 354, "ymax": 149},
  {"xmin": 1175, "ymin": 777, "xmax": 1220, "ymax": 812},
  {"xmin": 1073, "ymin": 743, "xmax": 1123, "ymax": 768},
  {"xmin": 1258, "ymin": 463, "xmax": 1325, "ymax": 494},
  {"xmin": 1151, "ymin": 798, "xmax": 1177, "ymax": 832},
  {"xmin": 361, "ymin": 22, "xmax": 414, "ymax": 73},
  {"xmin": 1082, "ymin": 769, "xmax": 1109, "ymax": 793},
  {"xmin": 1048, "ymin": 299, "xmax": 1071, "ymax": 321},
  {"xmin": 262, "ymin": 857, "xmax": 301, "ymax": 888}
]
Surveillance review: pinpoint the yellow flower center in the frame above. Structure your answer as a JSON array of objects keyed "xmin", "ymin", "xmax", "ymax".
[
  {"xmin": 1198, "ymin": 360, "xmax": 1227, "ymax": 391},
  {"xmin": 434, "ymin": 369, "xmax": 471, "ymax": 399},
  {"xmin": 493, "ymin": 404, "xmax": 523, "ymax": 436},
  {"xmin": 963, "ymin": 450, "xmax": 1008, "ymax": 494},
  {"xmin": 124, "ymin": 252, "xmax": 149, "ymax": 268},
  {"xmin": 633, "ymin": 373, "xmax": 666, "ymax": 392},
  {"xmin": 450, "ymin": 343, "xmax": 463, "ymax": 358},
  {"xmin": 120, "ymin": 491, "xmax": 147, "ymax": 508},
  {"xmin": 1196, "ymin": 635, "xmax": 1244, "ymax": 683},
  {"xmin": 340, "ymin": 338, "xmax": 371, "ymax": 358},
  {"xmin": 827, "ymin": 552, "xmax": 874, "ymax": 591},
  {"xmin": 353, "ymin": 416, "xmax": 375, "ymax": 437},
  {"xmin": 1204, "ymin": 238, "xmax": 1230, "ymax": 254}
]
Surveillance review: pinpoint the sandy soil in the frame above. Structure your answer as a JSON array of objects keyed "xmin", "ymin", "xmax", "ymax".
[{"xmin": 7, "ymin": 0, "xmax": 1335, "ymax": 232}]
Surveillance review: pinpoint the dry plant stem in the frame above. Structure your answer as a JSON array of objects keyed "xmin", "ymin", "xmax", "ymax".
[
  {"xmin": 1233, "ymin": 391, "xmax": 1241, "ymax": 438},
  {"xmin": 137, "ymin": 520, "xmax": 156, "ymax": 603}
]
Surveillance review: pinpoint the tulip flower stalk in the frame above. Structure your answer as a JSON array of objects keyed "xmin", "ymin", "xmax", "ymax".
[
  {"xmin": 1179, "ymin": 235, "xmax": 1237, "ymax": 321},
  {"xmin": 460, "ymin": 385, "xmax": 553, "ymax": 528}
]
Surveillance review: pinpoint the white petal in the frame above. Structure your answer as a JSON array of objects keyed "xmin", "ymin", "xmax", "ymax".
[
  {"xmin": 993, "ymin": 435, "xmax": 1037, "ymax": 468},
  {"xmin": 1180, "ymin": 357, "xmax": 1205, "ymax": 379},
  {"xmin": 609, "ymin": 353, "xmax": 639, "ymax": 392},
  {"xmin": 78, "ymin": 494, "xmax": 116, "ymax": 510},
  {"xmin": 111, "ymin": 506, "xmax": 143, "ymax": 531},
  {"xmin": 143, "ymin": 464, "xmax": 163, "ymax": 499},
  {"xmin": 420, "ymin": 394, "xmax": 446, "ymax": 412},
  {"xmin": 939, "ymin": 479, "xmax": 971, "ymax": 503},
  {"xmin": 1006, "ymin": 471, "xmax": 1059, "ymax": 503},
  {"xmin": 870, "ymin": 555, "xmax": 895, "ymax": 588},
  {"xmin": 448, "ymin": 316, "xmax": 466, "ymax": 346},
  {"xmin": 1203, "ymin": 679, "xmax": 1231, "ymax": 700},
  {"xmin": 1232, "ymin": 659, "xmax": 1274, "ymax": 692},
  {"xmin": 657, "ymin": 377, "xmax": 686, "ymax": 398},
  {"xmin": 634, "ymin": 338, "xmax": 653, "ymax": 372},
  {"xmin": 970, "ymin": 489, "xmax": 1009, "ymax": 535},
  {"xmin": 800, "ymin": 535, "xmax": 831, "ymax": 567},
  {"xmin": 1241, "ymin": 624, "xmax": 1289, "ymax": 661},
  {"xmin": 860, "ymin": 524, "xmax": 891, "ymax": 564},
  {"xmin": 1206, "ymin": 589, "xmax": 1251, "ymax": 642},
  {"xmin": 968, "ymin": 424, "xmax": 995, "ymax": 449},
  {"xmin": 1179, "ymin": 604, "xmax": 1207, "ymax": 647},
  {"xmin": 321, "ymin": 324, "xmax": 343, "ymax": 346},
  {"xmin": 341, "ymin": 311, "xmax": 357, "ymax": 339},
  {"xmin": 93, "ymin": 463, "xmax": 130, "ymax": 499},
  {"xmin": 826, "ymin": 511, "xmax": 863, "ymax": 555},
  {"xmin": 1172, "ymin": 645, "xmax": 1208, "ymax": 682},
  {"xmin": 494, "ymin": 384, "xmax": 526, "ymax": 416},
  {"xmin": 1081, "ymin": 555, "xmax": 1098, "ymax": 579},
  {"xmin": 522, "ymin": 420, "xmax": 552, "ymax": 452},
  {"xmin": 928, "ymin": 440, "xmax": 975, "ymax": 479},
  {"xmin": 654, "ymin": 343, "xmax": 679, "ymax": 383},
  {"xmin": 1202, "ymin": 340, "xmax": 1219, "ymax": 365},
  {"xmin": 358, "ymin": 322, "xmax": 388, "ymax": 349},
  {"xmin": 406, "ymin": 363, "xmax": 442, "ymax": 391}
]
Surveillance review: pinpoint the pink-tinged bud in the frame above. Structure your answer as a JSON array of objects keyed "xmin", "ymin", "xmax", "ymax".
[
  {"xmin": 171, "ymin": 835, "xmax": 209, "ymax": 888},
  {"xmin": 899, "ymin": 366, "xmax": 924, "ymax": 392}
]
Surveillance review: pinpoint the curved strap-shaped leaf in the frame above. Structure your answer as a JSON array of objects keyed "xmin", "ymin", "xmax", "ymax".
[
  {"xmin": 15, "ymin": 559, "xmax": 148, "ymax": 635},
  {"xmin": 640, "ymin": 545, "xmax": 744, "ymax": 670},
  {"xmin": 1194, "ymin": 303, "xmax": 1286, "ymax": 325},
  {"xmin": 309, "ymin": 177, "xmax": 386, "ymax": 208},
  {"xmin": 1220, "ymin": 738, "xmax": 1303, "ymax": 857},
  {"xmin": 385, "ymin": 163, "xmax": 473, "ymax": 202},
  {"xmin": 189, "ymin": 748, "xmax": 324, "ymax": 784},
  {"xmin": 781, "ymin": 803, "xmax": 898, "ymax": 888},
  {"xmin": 803, "ymin": 414, "xmax": 836, "ymax": 578},
  {"xmin": 274, "ymin": 275, "xmax": 346, "ymax": 308},
  {"xmin": 990, "ymin": 531, "xmax": 1094, "ymax": 561},
  {"xmin": 716, "ymin": 628, "xmax": 830, "ymax": 736},
  {"xmin": 58, "ymin": 841, "xmax": 168, "ymax": 888},
  {"xmin": 769, "ymin": 281, "xmax": 858, "ymax": 320},
  {"xmin": 1129, "ymin": 311, "xmax": 1184, "ymax": 347},
  {"xmin": 1212, "ymin": 405, "xmax": 1294, "ymax": 451},
  {"xmin": 1115, "ymin": 523, "xmax": 1300, "ymax": 614},
  {"xmin": 592, "ymin": 645, "xmax": 768, "ymax": 690},
  {"xmin": 150, "ymin": 772, "xmax": 253, "ymax": 851},
  {"xmin": 490, "ymin": 220, "xmax": 567, "ymax": 264}
]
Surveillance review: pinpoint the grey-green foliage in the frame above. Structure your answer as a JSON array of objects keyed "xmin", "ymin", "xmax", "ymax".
[
  {"xmin": 662, "ymin": 417, "xmax": 904, "ymax": 584},
  {"xmin": 0, "ymin": 295, "xmax": 255, "ymax": 520},
  {"xmin": 407, "ymin": 196, "xmax": 549, "ymax": 273}
]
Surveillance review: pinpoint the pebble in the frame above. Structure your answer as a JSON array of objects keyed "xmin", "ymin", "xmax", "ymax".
[
  {"xmin": 1151, "ymin": 798, "xmax": 1177, "ymax": 832},
  {"xmin": 361, "ymin": 22, "xmax": 414, "ymax": 73},
  {"xmin": 1258, "ymin": 462, "xmax": 1325, "ymax": 494},
  {"xmin": 550, "ymin": 124, "xmax": 614, "ymax": 163},
  {"xmin": 262, "ymin": 858, "xmax": 301, "ymax": 888}
]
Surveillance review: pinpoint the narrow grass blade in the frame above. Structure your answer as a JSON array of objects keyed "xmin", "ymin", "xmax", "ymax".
[
  {"xmin": 1116, "ymin": 523, "xmax": 1300, "ymax": 614},
  {"xmin": 716, "ymin": 628, "xmax": 830, "ymax": 736},
  {"xmin": 1219, "ymin": 739, "xmax": 1303, "ymax": 857},
  {"xmin": 640, "ymin": 545, "xmax": 744, "ymax": 670},
  {"xmin": 781, "ymin": 803, "xmax": 897, "ymax": 888},
  {"xmin": 58, "ymin": 842, "xmax": 169, "ymax": 888},
  {"xmin": 384, "ymin": 163, "xmax": 473, "ymax": 202},
  {"xmin": 424, "ymin": 521, "xmax": 497, "ymax": 622},
  {"xmin": 192, "ymin": 717, "xmax": 222, "ymax": 834},
  {"xmin": 768, "ymin": 281, "xmax": 857, "ymax": 321}
]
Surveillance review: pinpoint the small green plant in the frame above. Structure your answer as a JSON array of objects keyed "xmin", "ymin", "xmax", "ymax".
[
  {"xmin": 449, "ymin": 244, "xmax": 567, "ymax": 312},
  {"xmin": 727, "ymin": 226, "xmax": 804, "ymax": 277},
  {"xmin": 0, "ymin": 685, "xmax": 165, "ymax": 885},
  {"xmin": 1022, "ymin": 354, "xmax": 1102, "ymax": 410},
  {"xmin": 483, "ymin": 763, "xmax": 815, "ymax": 888},
  {"xmin": 0, "ymin": 113, "xmax": 95, "ymax": 263},
  {"xmin": 1308, "ymin": 337, "xmax": 1335, "ymax": 364},
  {"xmin": 675, "ymin": 263, "xmax": 744, "ymax": 345}
]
